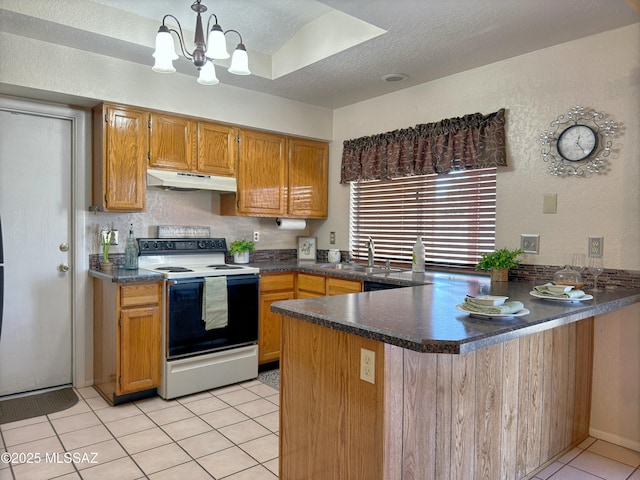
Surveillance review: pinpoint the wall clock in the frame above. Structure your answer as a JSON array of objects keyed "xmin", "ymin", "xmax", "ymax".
[{"xmin": 539, "ymin": 106, "xmax": 619, "ymax": 177}]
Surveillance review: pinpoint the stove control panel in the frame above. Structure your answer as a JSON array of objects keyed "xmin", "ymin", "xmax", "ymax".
[{"xmin": 138, "ymin": 238, "xmax": 228, "ymax": 255}]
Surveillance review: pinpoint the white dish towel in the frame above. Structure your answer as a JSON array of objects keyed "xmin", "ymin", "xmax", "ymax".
[{"xmin": 202, "ymin": 277, "xmax": 229, "ymax": 330}]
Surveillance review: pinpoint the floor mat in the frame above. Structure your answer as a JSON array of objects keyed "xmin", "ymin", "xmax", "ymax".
[
  {"xmin": 0, "ymin": 387, "xmax": 78, "ymax": 425},
  {"xmin": 257, "ymin": 369, "xmax": 280, "ymax": 390}
]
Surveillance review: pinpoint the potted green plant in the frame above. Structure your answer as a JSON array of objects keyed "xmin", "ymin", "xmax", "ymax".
[
  {"xmin": 100, "ymin": 227, "xmax": 114, "ymax": 270},
  {"xmin": 229, "ymin": 238, "xmax": 255, "ymax": 264},
  {"xmin": 476, "ymin": 247, "xmax": 523, "ymax": 282}
]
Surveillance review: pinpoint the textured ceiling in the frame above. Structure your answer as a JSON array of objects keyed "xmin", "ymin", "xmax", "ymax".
[{"xmin": 1, "ymin": 0, "xmax": 638, "ymax": 108}]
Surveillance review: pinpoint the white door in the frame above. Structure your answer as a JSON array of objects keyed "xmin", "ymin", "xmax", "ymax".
[{"xmin": 0, "ymin": 108, "xmax": 73, "ymax": 396}]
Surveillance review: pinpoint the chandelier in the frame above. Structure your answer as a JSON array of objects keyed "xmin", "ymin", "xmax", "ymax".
[{"xmin": 152, "ymin": 0, "xmax": 250, "ymax": 85}]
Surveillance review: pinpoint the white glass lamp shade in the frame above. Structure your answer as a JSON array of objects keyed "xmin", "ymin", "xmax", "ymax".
[
  {"xmin": 197, "ymin": 61, "xmax": 219, "ymax": 85},
  {"xmin": 153, "ymin": 56, "xmax": 176, "ymax": 73},
  {"xmin": 228, "ymin": 44, "xmax": 250, "ymax": 75},
  {"xmin": 204, "ymin": 25, "xmax": 230, "ymax": 60},
  {"xmin": 152, "ymin": 28, "xmax": 178, "ymax": 73}
]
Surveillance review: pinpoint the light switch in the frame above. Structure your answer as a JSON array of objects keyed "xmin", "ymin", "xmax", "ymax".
[{"xmin": 543, "ymin": 194, "xmax": 557, "ymax": 214}]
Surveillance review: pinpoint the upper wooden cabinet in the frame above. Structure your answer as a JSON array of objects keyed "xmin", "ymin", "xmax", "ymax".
[
  {"xmin": 288, "ymin": 137, "xmax": 329, "ymax": 218},
  {"xmin": 92, "ymin": 104, "xmax": 148, "ymax": 212},
  {"xmin": 91, "ymin": 102, "xmax": 323, "ymax": 215},
  {"xmin": 148, "ymin": 114, "xmax": 236, "ymax": 177},
  {"xmin": 235, "ymin": 129, "xmax": 288, "ymax": 216},
  {"xmin": 197, "ymin": 121, "xmax": 237, "ymax": 177},
  {"xmin": 221, "ymin": 130, "xmax": 328, "ymax": 218},
  {"xmin": 148, "ymin": 113, "xmax": 195, "ymax": 171}
]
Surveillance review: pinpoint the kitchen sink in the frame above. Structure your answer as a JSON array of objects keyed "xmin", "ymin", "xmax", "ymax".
[{"xmin": 316, "ymin": 263, "xmax": 406, "ymax": 274}]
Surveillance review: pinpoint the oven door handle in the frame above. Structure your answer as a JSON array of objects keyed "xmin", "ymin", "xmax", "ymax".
[{"xmin": 167, "ymin": 278, "xmax": 206, "ymax": 286}]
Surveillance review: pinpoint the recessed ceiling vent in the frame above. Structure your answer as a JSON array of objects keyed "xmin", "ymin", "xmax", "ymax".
[{"xmin": 382, "ymin": 73, "xmax": 408, "ymax": 82}]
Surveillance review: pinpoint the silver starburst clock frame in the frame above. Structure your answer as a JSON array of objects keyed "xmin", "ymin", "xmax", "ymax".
[{"xmin": 539, "ymin": 106, "xmax": 619, "ymax": 177}]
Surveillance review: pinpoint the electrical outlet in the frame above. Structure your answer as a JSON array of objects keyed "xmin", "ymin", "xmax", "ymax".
[
  {"xmin": 589, "ymin": 236, "xmax": 603, "ymax": 257},
  {"xmin": 330, "ymin": 231, "xmax": 336, "ymax": 244},
  {"xmin": 521, "ymin": 234, "xmax": 539, "ymax": 254},
  {"xmin": 360, "ymin": 348, "xmax": 375, "ymax": 384},
  {"xmin": 253, "ymin": 231, "xmax": 260, "ymax": 242}
]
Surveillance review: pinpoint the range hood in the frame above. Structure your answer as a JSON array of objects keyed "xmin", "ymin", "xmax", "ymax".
[{"xmin": 146, "ymin": 169, "xmax": 236, "ymax": 192}]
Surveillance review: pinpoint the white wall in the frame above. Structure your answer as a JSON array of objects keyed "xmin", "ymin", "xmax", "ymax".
[
  {"xmin": 0, "ymin": 31, "xmax": 333, "ymax": 141},
  {"xmin": 322, "ymin": 24, "xmax": 640, "ymax": 272},
  {"xmin": 591, "ymin": 304, "xmax": 640, "ymax": 451}
]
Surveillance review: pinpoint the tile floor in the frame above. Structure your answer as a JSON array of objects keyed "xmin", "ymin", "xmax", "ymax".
[
  {"xmin": 533, "ymin": 437, "xmax": 640, "ymax": 480},
  {"xmin": 0, "ymin": 379, "xmax": 279, "ymax": 480},
  {"xmin": 0, "ymin": 380, "xmax": 639, "ymax": 480}
]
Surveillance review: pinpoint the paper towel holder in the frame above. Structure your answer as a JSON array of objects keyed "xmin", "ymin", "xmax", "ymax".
[{"xmin": 275, "ymin": 218, "xmax": 307, "ymax": 230}]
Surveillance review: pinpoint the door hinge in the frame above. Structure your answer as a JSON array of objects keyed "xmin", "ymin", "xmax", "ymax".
[
  {"xmin": 118, "ymin": 376, "xmax": 122, "ymax": 386},
  {"xmin": 104, "ymin": 113, "xmax": 108, "ymax": 123},
  {"xmin": 237, "ymin": 134, "xmax": 241, "ymax": 144},
  {"xmin": 104, "ymin": 193, "xmax": 108, "ymax": 204},
  {"xmin": 148, "ymin": 119, "xmax": 151, "ymax": 129}
]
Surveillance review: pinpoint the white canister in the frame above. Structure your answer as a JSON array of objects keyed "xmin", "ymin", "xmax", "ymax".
[
  {"xmin": 328, "ymin": 249, "xmax": 341, "ymax": 263},
  {"xmin": 412, "ymin": 236, "xmax": 425, "ymax": 272}
]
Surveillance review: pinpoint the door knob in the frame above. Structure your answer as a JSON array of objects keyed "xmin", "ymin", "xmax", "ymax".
[
  {"xmin": 59, "ymin": 243, "xmax": 69, "ymax": 252},
  {"xmin": 58, "ymin": 263, "xmax": 70, "ymax": 272}
]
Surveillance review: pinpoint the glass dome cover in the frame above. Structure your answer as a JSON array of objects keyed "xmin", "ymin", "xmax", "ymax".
[{"xmin": 553, "ymin": 265, "xmax": 583, "ymax": 287}]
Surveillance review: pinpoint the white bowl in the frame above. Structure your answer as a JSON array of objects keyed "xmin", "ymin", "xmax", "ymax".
[
  {"xmin": 471, "ymin": 295, "xmax": 508, "ymax": 306},
  {"xmin": 547, "ymin": 285, "xmax": 574, "ymax": 294}
]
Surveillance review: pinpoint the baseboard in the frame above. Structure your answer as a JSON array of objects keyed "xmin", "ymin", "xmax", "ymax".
[
  {"xmin": 589, "ymin": 428, "xmax": 640, "ymax": 453},
  {"xmin": 258, "ymin": 360, "xmax": 279, "ymax": 373}
]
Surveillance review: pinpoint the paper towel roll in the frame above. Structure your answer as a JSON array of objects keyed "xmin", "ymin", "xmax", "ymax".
[{"xmin": 275, "ymin": 218, "xmax": 307, "ymax": 230}]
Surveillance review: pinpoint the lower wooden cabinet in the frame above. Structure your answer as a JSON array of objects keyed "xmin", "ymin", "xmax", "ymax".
[
  {"xmin": 296, "ymin": 273, "xmax": 326, "ymax": 298},
  {"xmin": 259, "ymin": 273, "xmax": 295, "ymax": 364},
  {"xmin": 259, "ymin": 272, "xmax": 363, "ymax": 364},
  {"xmin": 326, "ymin": 277, "xmax": 363, "ymax": 296},
  {"xmin": 93, "ymin": 279, "xmax": 162, "ymax": 404}
]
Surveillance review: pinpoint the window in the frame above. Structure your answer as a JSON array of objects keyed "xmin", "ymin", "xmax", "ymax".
[{"xmin": 350, "ymin": 167, "xmax": 496, "ymax": 268}]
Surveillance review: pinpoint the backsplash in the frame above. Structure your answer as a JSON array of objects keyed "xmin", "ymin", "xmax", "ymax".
[
  {"xmin": 510, "ymin": 264, "xmax": 640, "ymax": 290},
  {"xmin": 86, "ymin": 187, "xmax": 313, "ymax": 258},
  {"xmin": 89, "ymin": 248, "xmax": 347, "ymax": 270}
]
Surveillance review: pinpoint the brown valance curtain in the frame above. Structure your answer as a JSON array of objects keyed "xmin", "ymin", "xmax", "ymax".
[{"xmin": 340, "ymin": 108, "xmax": 506, "ymax": 183}]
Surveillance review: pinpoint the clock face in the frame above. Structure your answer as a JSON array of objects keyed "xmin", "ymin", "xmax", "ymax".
[{"xmin": 557, "ymin": 124, "xmax": 598, "ymax": 161}]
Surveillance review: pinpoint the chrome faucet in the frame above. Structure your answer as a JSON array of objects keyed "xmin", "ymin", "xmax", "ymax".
[{"xmin": 366, "ymin": 236, "xmax": 375, "ymax": 267}]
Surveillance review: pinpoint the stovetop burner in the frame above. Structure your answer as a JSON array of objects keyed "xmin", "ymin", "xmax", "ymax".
[
  {"xmin": 155, "ymin": 266, "xmax": 195, "ymax": 273},
  {"xmin": 207, "ymin": 265, "xmax": 246, "ymax": 270}
]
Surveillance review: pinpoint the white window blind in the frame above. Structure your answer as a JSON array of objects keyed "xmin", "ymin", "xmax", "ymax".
[{"xmin": 350, "ymin": 168, "xmax": 496, "ymax": 268}]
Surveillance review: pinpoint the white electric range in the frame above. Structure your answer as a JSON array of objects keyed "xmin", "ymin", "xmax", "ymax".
[{"xmin": 138, "ymin": 238, "xmax": 260, "ymax": 399}]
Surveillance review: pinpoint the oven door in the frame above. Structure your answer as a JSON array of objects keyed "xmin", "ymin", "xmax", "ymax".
[{"xmin": 166, "ymin": 274, "xmax": 259, "ymax": 359}]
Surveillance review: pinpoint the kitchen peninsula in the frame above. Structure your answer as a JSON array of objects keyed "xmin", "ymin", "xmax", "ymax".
[{"xmin": 271, "ymin": 274, "xmax": 640, "ymax": 480}]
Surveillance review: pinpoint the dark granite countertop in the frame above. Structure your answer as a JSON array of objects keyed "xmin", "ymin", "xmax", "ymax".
[
  {"xmin": 270, "ymin": 276, "xmax": 640, "ymax": 354},
  {"xmin": 87, "ymin": 260, "xmax": 430, "ymax": 285},
  {"xmin": 88, "ymin": 268, "xmax": 163, "ymax": 283}
]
